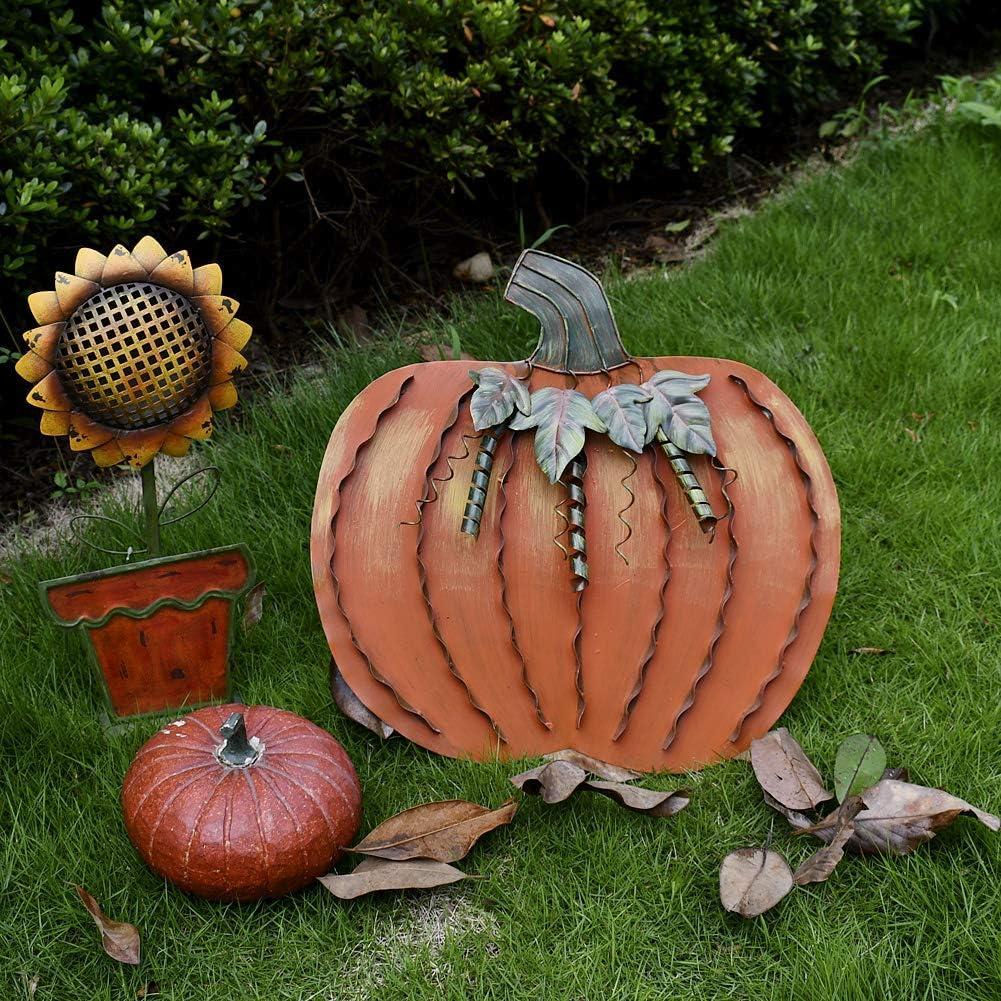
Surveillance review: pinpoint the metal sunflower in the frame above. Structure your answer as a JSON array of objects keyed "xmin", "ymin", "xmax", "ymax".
[{"xmin": 16, "ymin": 236, "xmax": 251, "ymax": 470}]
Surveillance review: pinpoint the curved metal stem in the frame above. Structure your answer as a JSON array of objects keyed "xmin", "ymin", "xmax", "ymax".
[{"xmin": 140, "ymin": 461, "xmax": 161, "ymax": 557}]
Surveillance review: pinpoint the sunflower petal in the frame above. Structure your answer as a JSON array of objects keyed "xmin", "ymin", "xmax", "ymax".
[
  {"xmin": 209, "ymin": 380, "xmax": 238, "ymax": 412},
  {"xmin": 193, "ymin": 263, "xmax": 223, "ymax": 296},
  {"xmin": 211, "ymin": 341, "xmax": 248, "ymax": 385},
  {"xmin": 149, "ymin": 251, "xmax": 195, "ymax": 295},
  {"xmin": 117, "ymin": 427, "xmax": 168, "ymax": 468},
  {"xmin": 194, "ymin": 295, "xmax": 240, "ymax": 336},
  {"xmin": 169, "ymin": 396, "xmax": 214, "ymax": 441},
  {"xmin": 54, "ymin": 272, "xmax": 98, "ymax": 315},
  {"xmin": 14, "ymin": 350, "xmax": 51, "ymax": 383},
  {"xmin": 22, "ymin": 323, "xmax": 63, "ymax": 361},
  {"xmin": 39, "ymin": 411, "xmax": 72, "ymax": 436},
  {"xmin": 131, "ymin": 235, "xmax": 169, "ymax": 273},
  {"xmin": 74, "ymin": 248, "xmax": 107, "ymax": 283},
  {"xmin": 161, "ymin": 432, "xmax": 192, "ymax": 457},
  {"xmin": 28, "ymin": 291, "xmax": 63, "ymax": 325},
  {"xmin": 91, "ymin": 438, "xmax": 126, "ymax": 468},
  {"xmin": 25, "ymin": 370, "xmax": 71, "ymax": 411},
  {"xmin": 102, "ymin": 245, "xmax": 148, "ymax": 283},
  {"xmin": 215, "ymin": 317, "xmax": 252, "ymax": 351},
  {"xmin": 68, "ymin": 413, "xmax": 115, "ymax": 452}
]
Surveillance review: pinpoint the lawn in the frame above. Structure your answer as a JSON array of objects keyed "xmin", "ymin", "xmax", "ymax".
[{"xmin": 3, "ymin": 104, "xmax": 1001, "ymax": 1000}]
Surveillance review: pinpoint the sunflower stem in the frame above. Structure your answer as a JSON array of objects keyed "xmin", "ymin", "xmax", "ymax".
[{"xmin": 141, "ymin": 460, "xmax": 161, "ymax": 558}]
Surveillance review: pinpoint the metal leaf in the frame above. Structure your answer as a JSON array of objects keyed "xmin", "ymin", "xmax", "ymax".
[
  {"xmin": 641, "ymin": 369, "xmax": 710, "ymax": 444},
  {"xmin": 666, "ymin": 395, "xmax": 716, "ymax": 456},
  {"xmin": 468, "ymin": 367, "xmax": 531, "ymax": 431},
  {"xmin": 590, "ymin": 384, "xmax": 651, "ymax": 452},
  {"xmin": 508, "ymin": 387, "xmax": 606, "ymax": 483}
]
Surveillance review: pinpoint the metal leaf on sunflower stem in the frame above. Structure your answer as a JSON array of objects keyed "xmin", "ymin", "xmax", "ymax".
[
  {"xmin": 591, "ymin": 383, "xmax": 651, "ymax": 452},
  {"xmin": 640, "ymin": 370, "xmax": 715, "ymax": 456},
  {"xmin": 509, "ymin": 387, "xmax": 606, "ymax": 483},
  {"xmin": 468, "ymin": 367, "xmax": 531, "ymax": 431}
]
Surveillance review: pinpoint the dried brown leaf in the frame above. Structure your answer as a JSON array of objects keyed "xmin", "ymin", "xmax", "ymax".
[
  {"xmin": 850, "ymin": 647, "xmax": 894, "ymax": 656},
  {"xmin": 750, "ymin": 728, "xmax": 832, "ymax": 810},
  {"xmin": 586, "ymin": 781, "xmax": 690, "ymax": 818},
  {"xmin": 762, "ymin": 791, "xmax": 814, "ymax": 830},
  {"xmin": 511, "ymin": 760, "xmax": 588, "ymax": 803},
  {"xmin": 801, "ymin": 779, "xmax": 999, "ymax": 855},
  {"xmin": 350, "ymin": 799, "xmax": 517, "ymax": 863},
  {"xmin": 331, "ymin": 660, "xmax": 393, "ymax": 739},
  {"xmin": 317, "ymin": 858, "xmax": 467, "ymax": 899},
  {"xmin": 74, "ymin": 886, "xmax": 140, "ymax": 965},
  {"xmin": 542, "ymin": 748, "xmax": 642, "ymax": 783},
  {"xmin": 719, "ymin": 848, "xmax": 793, "ymax": 917},
  {"xmin": 241, "ymin": 582, "xmax": 265, "ymax": 632},
  {"xmin": 792, "ymin": 798, "xmax": 863, "ymax": 885},
  {"xmin": 19, "ymin": 974, "xmax": 39, "ymax": 997}
]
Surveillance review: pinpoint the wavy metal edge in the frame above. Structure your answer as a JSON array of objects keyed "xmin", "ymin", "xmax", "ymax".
[{"xmin": 726, "ymin": 374, "xmax": 821, "ymax": 743}]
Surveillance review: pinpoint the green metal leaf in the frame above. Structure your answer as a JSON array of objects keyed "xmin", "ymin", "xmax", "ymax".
[
  {"xmin": 591, "ymin": 383, "xmax": 651, "ymax": 453},
  {"xmin": 468, "ymin": 367, "xmax": 531, "ymax": 431},
  {"xmin": 641, "ymin": 369, "xmax": 711, "ymax": 445},
  {"xmin": 665, "ymin": 395, "xmax": 716, "ymax": 456},
  {"xmin": 509, "ymin": 387, "xmax": 606, "ymax": 483},
  {"xmin": 834, "ymin": 733, "xmax": 886, "ymax": 803}
]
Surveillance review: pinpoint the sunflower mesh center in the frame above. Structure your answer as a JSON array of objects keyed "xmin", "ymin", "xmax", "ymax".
[{"xmin": 56, "ymin": 283, "xmax": 212, "ymax": 431}]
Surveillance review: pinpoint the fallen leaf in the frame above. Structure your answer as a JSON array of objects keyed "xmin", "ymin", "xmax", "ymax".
[
  {"xmin": 792, "ymin": 798, "xmax": 863, "ymax": 885},
  {"xmin": 242, "ymin": 582, "xmax": 266, "ymax": 632},
  {"xmin": 834, "ymin": 734, "xmax": 886, "ymax": 803},
  {"xmin": 849, "ymin": 647, "xmax": 893, "ymax": 656},
  {"xmin": 749, "ymin": 728, "xmax": 832, "ymax": 810},
  {"xmin": 586, "ymin": 781, "xmax": 689, "ymax": 818},
  {"xmin": 511, "ymin": 760, "xmax": 587, "ymax": 803},
  {"xmin": 350, "ymin": 799, "xmax": 517, "ymax": 862},
  {"xmin": 317, "ymin": 858, "xmax": 467, "ymax": 899},
  {"xmin": 542, "ymin": 748, "xmax": 642, "ymax": 782},
  {"xmin": 719, "ymin": 848, "xmax": 793, "ymax": 917},
  {"xmin": 19, "ymin": 974, "xmax": 39, "ymax": 997},
  {"xmin": 75, "ymin": 886, "xmax": 140, "ymax": 965},
  {"xmin": 762, "ymin": 791, "xmax": 813, "ymax": 830},
  {"xmin": 331, "ymin": 660, "xmax": 393, "ymax": 739},
  {"xmin": 801, "ymin": 779, "xmax": 999, "ymax": 855}
]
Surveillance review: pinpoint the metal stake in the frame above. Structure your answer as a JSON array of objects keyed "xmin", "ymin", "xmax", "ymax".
[{"xmin": 141, "ymin": 460, "xmax": 161, "ymax": 557}]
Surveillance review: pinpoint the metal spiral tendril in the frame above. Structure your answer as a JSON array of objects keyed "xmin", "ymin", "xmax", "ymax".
[{"xmin": 564, "ymin": 452, "xmax": 589, "ymax": 590}]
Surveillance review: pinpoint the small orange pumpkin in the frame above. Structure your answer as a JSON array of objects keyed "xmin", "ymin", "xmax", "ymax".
[
  {"xmin": 311, "ymin": 252, "xmax": 840, "ymax": 773},
  {"xmin": 121, "ymin": 705, "xmax": 361, "ymax": 900}
]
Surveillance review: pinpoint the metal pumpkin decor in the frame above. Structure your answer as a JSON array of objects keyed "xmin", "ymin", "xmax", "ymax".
[
  {"xmin": 312, "ymin": 251, "xmax": 840, "ymax": 773},
  {"xmin": 19, "ymin": 237, "xmax": 254, "ymax": 717},
  {"xmin": 121, "ymin": 705, "xmax": 362, "ymax": 901}
]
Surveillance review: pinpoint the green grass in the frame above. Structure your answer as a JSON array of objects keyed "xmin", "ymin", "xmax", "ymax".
[{"xmin": 4, "ymin": 113, "xmax": 1001, "ymax": 1000}]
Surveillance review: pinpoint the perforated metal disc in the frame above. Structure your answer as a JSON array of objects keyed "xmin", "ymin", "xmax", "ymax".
[{"xmin": 56, "ymin": 283, "xmax": 212, "ymax": 431}]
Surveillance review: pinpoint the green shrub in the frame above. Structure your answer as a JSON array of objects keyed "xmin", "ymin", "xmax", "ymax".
[{"xmin": 0, "ymin": 0, "xmax": 971, "ymax": 317}]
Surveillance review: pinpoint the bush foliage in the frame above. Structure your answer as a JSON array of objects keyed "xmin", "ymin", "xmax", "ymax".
[{"xmin": 0, "ymin": 0, "xmax": 967, "ymax": 314}]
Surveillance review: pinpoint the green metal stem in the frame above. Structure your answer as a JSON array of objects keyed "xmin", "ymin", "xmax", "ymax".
[
  {"xmin": 655, "ymin": 429, "xmax": 717, "ymax": 534},
  {"xmin": 141, "ymin": 460, "xmax": 161, "ymax": 557}
]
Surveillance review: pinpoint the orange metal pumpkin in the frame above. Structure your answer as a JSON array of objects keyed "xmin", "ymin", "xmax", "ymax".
[
  {"xmin": 311, "ymin": 252, "xmax": 840, "ymax": 773},
  {"xmin": 121, "ymin": 705, "xmax": 361, "ymax": 900}
]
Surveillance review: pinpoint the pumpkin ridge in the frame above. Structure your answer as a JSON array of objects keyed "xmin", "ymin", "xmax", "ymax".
[
  {"xmin": 145, "ymin": 769, "xmax": 220, "ymax": 856},
  {"xmin": 128, "ymin": 760, "xmax": 215, "ymax": 817},
  {"xmin": 182, "ymin": 772, "xmax": 230, "ymax": 876},
  {"xmin": 240, "ymin": 767, "xmax": 272, "ymax": 883},
  {"xmin": 183, "ymin": 713, "xmax": 225, "ymax": 744},
  {"xmin": 614, "ymin": 444, "xmax": 674, "ymax": 739},
  {"xmin": 251, "ymin": 767, "xmax": 312, "ymax": 876},
  {"xmin": 256, "ymin": 763, "xmax": 341, "ymax": 843},
  {"xmin": 412, "ymin": 387, "xmax": 507, "ymax": 743},
  {"xmin": 663, "ymin": 453, "xmax": 739, "ymax": 751},
  {"xmin": 726, "ymin": 374, "xmax": 822, "ymax": 743},
  {"xmin": 264, "ymin": 756, "xmax": 356, "ymax": 818},
  {"xmin": 327, "ymin": 372, "xmax": 441, "ymax": 734},
  {"xmin": 495, "ymin": 433, "xmax": 551, "ymax": 730}
]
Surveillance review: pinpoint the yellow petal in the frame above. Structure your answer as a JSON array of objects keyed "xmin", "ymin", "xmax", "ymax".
[
  {"xmin": 68, "ymin": 413, "xmax": 115, "ymax": 452},
  {"xmin": 14, "ymin": 350, "xmax": 51, "ymax": 383},
  {"xmin": 209, "ymin": 380, "xmax": 238, "ymax": 411},
  {"xmin": 149, "ymin": 250, "xmax": 194, "ymax": 296},
  {"xmin": 161, "ymin": 432, "xmax": 192, "ymax": 457},
  {"xmin": 193, "ymin": 263, "xmax": 223, "ymax": 296},
  {"xmin": 168, "ymin": 395, "xmax": 214, "ymax": 441},
  {"xmin": 211, "ymin": 340, "xmax": 248, "ymax": 385},
  {"xmin": 28, "ymin": 291, "xmax": 63, "ymax": 325},
  {"xmin": 101, "ymin": 244, "xmax": 148, "ymax": 284},
  {"xmin": 194, "ymin": 294, "xmax": 240, "ymax": 335},
  {"xmin": 116, "ymin": 427, "xmax": 167, "ymax": 468},
  {"xmin": 131, "ymin": 235, "xmax": 168, "ymax": 273},
  {"xmin": 215, "ymin": 317, "xmax": 252, "ymax": 351},
  {"xmin": 25, "ymin": 370, "xmax": 71, "ymax": 411},
  {"xmin": 74, "ymin": 248, "xmax": 107, "ymax": 283},
  {"xmin": 91, "ymin": 438, "xmax": 126, "ymax": 468},
  {"xmin": 39, "ymin": 411, "xmax": 72, "ymax": 436},
  {"xmin": 22, "ymin": 322, "xmax": 63, "ymax": 361},
  {"xmin": 54, "ymin": 272, "xmax": 98, "ymax": 315}
]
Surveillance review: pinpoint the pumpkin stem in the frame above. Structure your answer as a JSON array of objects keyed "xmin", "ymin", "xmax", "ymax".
[
  {"xmin": 460, "ymin": 426, "xmax": 502, "ymax": 537},
  {"xmin": 655, "ymin": 430, "xmax": 718, "ymax": 535},
  {"xmin": 217, "ymin": 712, "xmax": 261, "ymax": 767}
]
